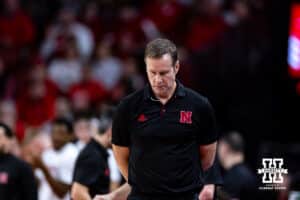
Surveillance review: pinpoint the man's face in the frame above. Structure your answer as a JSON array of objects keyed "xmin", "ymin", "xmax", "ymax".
[
  {"xmin": 74, "ymin": 119, "xmax": 91, "ymax": 143},
  {"xmin": 51, "ymin": 124, "xmax": 70, "ymax": 151},
  {"xmin": 0, "ymin": 127, "xmax": 11, "ymax": 154},
  {"xmin": 145, "ymin": 54, "xmax": 179, "ymax": 99}
]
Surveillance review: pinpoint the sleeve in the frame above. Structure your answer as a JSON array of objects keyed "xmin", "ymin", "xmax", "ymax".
[
  {"xmin": 108, "ymin": 149, "xmax": 122, "ymax": 182},
  {"xmin": 20, "ymin": 162, "xmax": 38, "ymax": 200},
  {"xmin": 112, "ymin": 100, "xmax": 131, "ymax": 146},
  {"xmin": 73, "ymin": 154, "xmax": 102, "ymax": 187},
  {"xmin": 197, "ymin": 98, "xmax": 218, "ymax": 145},
  {"xmin": 203, "ymin": 158, "xmax": 223, "ymax": 185}
]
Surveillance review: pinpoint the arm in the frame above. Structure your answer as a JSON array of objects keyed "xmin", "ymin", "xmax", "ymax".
[
  {"xmin": 41, "ymin": 164, "xmax": 71, "ymax": 198},
  {"xmin": 198, "ymin": 142, "xmax": 217, "ymax": 200},
  {"xmin": 110, "ymin": 181, "xmax": 121, "ymax": 192},
  {"xmin": 199, "ymin": 142, "xmax": 217, "ymax": 171},
  {"xmin": 33, "ymin": 156, "xmax": 70, "ymax": 198},
  {"xmin": 93, "ymin": 183, "xmax": 131, "ymax": 200},
  {"xmin": 71, "ymin": 182, "xmax": 91, "ymax": 200},
  {"xmin": 112, "ymin": 145, "xmax": 129, "ymax": 181}
]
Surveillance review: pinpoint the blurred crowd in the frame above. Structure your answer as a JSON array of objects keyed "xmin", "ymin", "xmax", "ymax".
[
  {"xmin": 0, "ymin": 0, "xmax": 299, "ymax": 199},
  {"xmin": 0, "ymin": 0, "xmax": 272, "ymax": 135}
]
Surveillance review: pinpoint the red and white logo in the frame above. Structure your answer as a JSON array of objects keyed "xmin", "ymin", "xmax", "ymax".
[
  {"xmin": 180, "ymin": 111, "xmax": 192, "ymax": 124},
  {"xmin": 0, "ymin": 172, "xmax": 8, "ymax": 184}
]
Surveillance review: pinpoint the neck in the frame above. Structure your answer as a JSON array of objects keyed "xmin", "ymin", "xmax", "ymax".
[
  {"xmin": 157, "ymin": 81, "xmax": 177, "ymax": 105},
  {"xmin": 224, "ymin": 153, "xmax": 244, "ymax": 170}
]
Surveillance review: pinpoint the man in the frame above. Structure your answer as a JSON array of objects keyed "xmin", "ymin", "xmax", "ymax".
[
  {"xmin": 71, "ymin": 108, "xmax": 115, "ymax": 200},
  {"xmin": 0, "ymin": 122, "xmax": 37, "ymax": 200},
  {"xmin": 31, "ymin": 118, "xmax": 79, "ymax": 200},
  {"xmin": 109, "ymin": 38, "xmax": 221, "ymax": 200},
  {"xmin": 73, "ymin": 113, "xmax": 93, "ymax": 151},
  {"xmin": 218, "ymin": 131, "xmax": 258, "ymax": 200}
]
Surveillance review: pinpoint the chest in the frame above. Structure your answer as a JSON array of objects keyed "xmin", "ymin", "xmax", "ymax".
[{"xmin": 129, "ymin": 100, "xmax": 198, "ymax": 142}]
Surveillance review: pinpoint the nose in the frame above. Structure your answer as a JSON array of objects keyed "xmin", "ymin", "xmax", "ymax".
[{"xmin": 154, "ymin": 74, "xmax": 163, "ymax": 84}]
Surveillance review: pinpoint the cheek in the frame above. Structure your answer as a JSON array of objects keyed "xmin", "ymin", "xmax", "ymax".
[{"xmin": 165, "ymin": 74, "xmax": 175, "ymax": 83}]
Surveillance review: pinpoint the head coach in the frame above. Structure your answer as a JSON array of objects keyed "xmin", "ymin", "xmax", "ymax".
[{"xmin": 110, "ymin": 38, "xmax": 222, "ymax": 200}]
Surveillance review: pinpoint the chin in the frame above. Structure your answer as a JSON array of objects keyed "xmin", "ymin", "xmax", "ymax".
[{"xmin": 154, "ymin": 90, "xmax": 166, "ymax": 96}]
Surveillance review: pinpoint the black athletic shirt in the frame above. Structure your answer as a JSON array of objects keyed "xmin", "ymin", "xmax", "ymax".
[
  {"xmin": 0, "ymin": 153, "xmax": 37, "ymax": 200},
  {"xmin": 112, "ymin": 81, "xmax": 219, "ymax": 196},
  {"xmin": 72, "ymin": 138, "xmax": 110, "ymax": 198}
]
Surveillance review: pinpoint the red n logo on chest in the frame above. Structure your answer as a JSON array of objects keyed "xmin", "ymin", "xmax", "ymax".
[{"xmin": 180, "ymin": 111, "xmax": 192, "ymax": 124}]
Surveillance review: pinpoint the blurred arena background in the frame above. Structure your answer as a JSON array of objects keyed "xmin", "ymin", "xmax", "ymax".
[{"xmin": 0, "ymin": 0, "xmax": 300, "ymax": 199}]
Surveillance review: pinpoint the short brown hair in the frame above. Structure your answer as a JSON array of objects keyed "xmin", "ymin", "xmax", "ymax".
[{"xmin": 145, "ymin": 38, "xmax": 178, "ymax": 65}]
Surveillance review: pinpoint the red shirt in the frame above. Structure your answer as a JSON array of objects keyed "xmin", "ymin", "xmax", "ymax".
[
  {"xmin": 69, "ymin": 80, "xmax": 108, "ymax": 106},
  {"xmin": 185, "ymin": 16, "xmax": 227, "ymax": 52}
]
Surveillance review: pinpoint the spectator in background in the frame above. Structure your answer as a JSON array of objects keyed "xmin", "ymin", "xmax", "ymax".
[
  {"xmin": 218, "ymin": 131, "xmax": 258, "ymax": 200},
  {"xmin": 40, "ymin": 5, "xmax": 94, "ymax": 60},
  {"xmin": 71, "ymin": 107, "xmax": 115, "ymax": 200},
  {"xmin": 16, "ymin": 78, "xmax": 56, "ymax": 129},
  {"xmin": 29, "ymin": 118, "xmax": 79, "ymax": 200},
  {"xmin": 54, "ymin": 96, "xmax": 73, "ymax": 120},
  {"xmin": 79, "ymin": 1, "xmax": 104, "ymax": 43},
  {"xmin": 69, "ymin": 65, "xmax": 108, "ymax": 114},
  {"xmin": 48, "ymin": 38, "xmax": 82, "ymax": 93},
  {"xmin": 185, "ymin": 0, "xmax": 227, "ymax": 53},
  {"xmin": 142, "ymin": 0, "xmax": 186, "ymax": 40},
  {"xmin": 92, "ymin": 41, "xmax": 123, "ymax": 91},
  {"xmin": 223, "ymin": 0, "xmax": 249, "ymax": 27},
  {"xmin": 0, "ymin": 122, "xmax": 38, "ymax": 200},
  {"xmin": 0, "ymin": 0, "xmax": 35, "ymax": 68},
  {"xmin": 114, "ymin": 5, "xmax": 146, "ymax": 57},
  {"xmin": 16, "ymin": 59, "xmax": 58, "ymax": 130},
  {"xmin": 122, "ymin": 57, "xmax": 145, "ymax": 91},
  {"xmin": 29, "ymin": 59, "xmax": 59, "ymax": 97},
  {"xmin": 109, "ymin": 57, "xmax": 145, "ymax": 103}
]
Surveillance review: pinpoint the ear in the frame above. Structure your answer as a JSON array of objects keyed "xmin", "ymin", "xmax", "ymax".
[{"xmin": 174, "ymin": 60, "xmax": 180, "ymax": 75}]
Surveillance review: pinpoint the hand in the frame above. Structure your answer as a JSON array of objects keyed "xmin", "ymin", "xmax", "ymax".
[
  {"xmin": 199, "ymin": 184, "xmax": 215, "ymax": 200},
  {"xmin": 30, "ymin": 154, "xmax": 45, "ymax": 170},
  {"xmin": 93, "ymin": 193, "xmax": 114, "ymax": 200}
]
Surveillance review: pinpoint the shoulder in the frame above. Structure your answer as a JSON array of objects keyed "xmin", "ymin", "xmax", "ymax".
[
  {"xmin": 8, "ymin": 154, "xmax": 34, "ymax": 174},
  {"xmin": 77, "ymin": 144, "xmax": 102, "ymax": 166},
  {"xmin": 184, "ymin": 87, "xmax": 211, "ymax": 108},
  {"xmin": 78, "ymin": 142, "xmax": 95, "ymax": 158},
  {"xmin": 64, "ymin": 143, "xmax": 80, "ymax": 154}
]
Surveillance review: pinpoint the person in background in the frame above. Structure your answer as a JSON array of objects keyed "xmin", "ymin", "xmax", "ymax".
[
  {"xmin": 218, "ymin": 131, "xmax": 258, "ymax": 200},
  {"xmin": 71, "ymin": 107, "xmax": 115, "ymax": 200},
  {"xmin": 29, "ymin": 118, "xmax": 79, "ymax": 200},
  {"xmin": 0, "ymin": 122, "xmax": 37, "ymax": 200}
]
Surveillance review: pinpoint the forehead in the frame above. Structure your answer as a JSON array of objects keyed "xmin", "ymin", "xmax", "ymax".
[
  {"xmin": 145, "ymin": 54, "xmax": 173, "ymax": 70},
  {"xmin": 52, "ymin": 124, "xmax": 68, "ymax": 133},
  {"xmin": 75, "ymin": 119, "xmax": 90, "ymax": 125}
]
